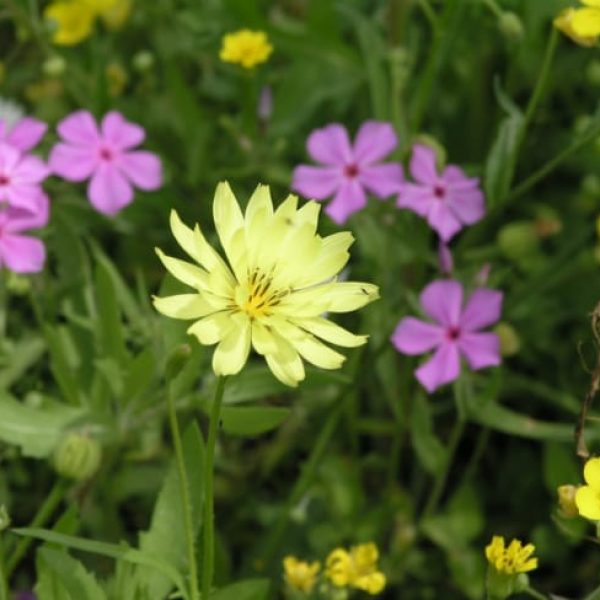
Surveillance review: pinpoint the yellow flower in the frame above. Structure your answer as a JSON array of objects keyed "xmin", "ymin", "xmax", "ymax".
[
  {"xmin": 554, "ymin": 1, "xmax": 600, "ymax": 46},
  {"xmin": 220, "ymin": 29, "xmax": 273, "ymax": 69},
  {"xmin": 485, "ymin": 536, "xmax": 538, "ymax": 575},
  {"xmin": 557, "ymin": 484, "xmax": 579, "ymax": 518},
  {"xmin": 44, "ymin": 1, "xmax": 96, "ymax": 46},
  {"xmin": 326, "ymin": 543, "xmax": 386, "ymax": 595},
  {"xmin": 88, "ymin": 0, "xmax": 132, "ymax": 29},
  {"xmin": 283, "ymin": 556, "xmax": 320, "ymax": 593},
  {"xmin": 575, "ymin": 457, "xmax": 600, "ymax": 519},
  {"xmin": 153, "ymin": 183, "xmax": 378, "ymax": 387}
]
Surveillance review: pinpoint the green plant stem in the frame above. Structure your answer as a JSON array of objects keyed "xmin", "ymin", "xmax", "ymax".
[
  {"xmin": 201, "ymin": 376, "xmax": 226, "ymax": 600},
  {"xmin": 0, "ymin": 537, "xmax": 8, "ymax": 600},
  {"xmin": 0, "ymin": 271, "xmax": 6, "ymax": 340},
  {"xmin": 525, "ymin": 587, "xmax": 547, "ymax": 600},
  {"xmin": 168, "ymin": 384, "xmax": 201, "ymax": 600},
  {"xmin": 6, "ymin": 478, "xmax": 67, "ymax": 577},
  {"xmin": 481, "ymin": 0, "xmax": 502, "ymax": 18},
  {"xmin": 421, "ymin": 416, "xmax": 466, "ymax": 519}
]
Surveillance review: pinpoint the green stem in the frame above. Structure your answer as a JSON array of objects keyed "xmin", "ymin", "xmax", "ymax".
[
  {"xmin": 0, "ymin": 537, "xmax": 8, "ymax": 600},
  {"xmin": 481, "ymin": 0, "xmax": 502, "ymax": 18},
  {"xmin": 201, "ymin": 376, "xmax": 227, "ymax": 600},
  {"xmin": 421, "ymin": 416, "xmax": 466, "ymax": 519},
  {"xmin": 0, "ymin": 271, "xmax": 6, "ymax": 340},
  {"xmin": 168, "ymin": 384, "xmax": 201, "ymax": 600},
  {"xmin": 6, "ymin": 479, "xmax": 67, "ymax": 577},
  {"xmin": 524, "ymin": 587, "xmax": 548, "ymax": 600}
]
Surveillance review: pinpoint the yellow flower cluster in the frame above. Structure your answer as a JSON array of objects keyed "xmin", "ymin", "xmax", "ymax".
[
  {"xmin": 44, "ymin": 0, "xmax": 131, "ymax": 46},
  {"xmin": 283, "ymin": 556, "xmax": 321, "ymax": 593},
  {"xmin": 220, "ymin": 29, "xmax": 273, "ymax": 69},
  {"xmin": 575, "ymin": 457, "xmax": 600, "ymax": 520},
  {"xmin": 325, "ymin": 543, "xmax": 386, "ymax": 595},
  {"xmin": 555, "ymin": 0, "xmax": 600, "ymax": 46},
  {"xmin": 485, "ymin": 536, "xmax": 538, "ymax": 575}
]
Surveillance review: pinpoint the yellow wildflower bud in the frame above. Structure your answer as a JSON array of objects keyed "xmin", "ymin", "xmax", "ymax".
[
  {"xmin": 575, "ymin": 456, "xmax": 600, "ymax": 520},
  {"xmin": 44, "ymin": 1, "xmax": 96, "ymax": 46},
  {"xmin": 326, "ymin": 543, "xmax": 386, "ymax": 595},
  {"xmin": 494, "ymin": 322, "xmax": 520, "ymax": 357},
  {"xmin": 220, "ymin": 29, "xmax": 273, "ymax": 69},
  {"xmin": 558, "ymin": 485, "xmax": 580, "ymax": 518},
  {"xmin": 283, "ymin": 556, "xmax": 320, "ymax": 593},
  {"xmin": 105, "ymin": 62, "xmax": 128, "ymax": 97},
  {"xmin": 132, "ymin": 50, "xmax": 155, "ymax": 73},
  {"xmin": 554, "ymin": 7, "xmax": 600, "ymax": 47},
  {"xmin": 96, "ymin": 0, "xmax": 132, "ymax": 30},
  {"xmin": 498, "ymin": 12, "xmax": 524, "ymax": 43},
  {"xmin": 52, "ymin": 432, "xmax": 102, "ymax": 481},
  {"xmin": 43, "ymin": 55, "xmax": 67, "ymax": 78}
]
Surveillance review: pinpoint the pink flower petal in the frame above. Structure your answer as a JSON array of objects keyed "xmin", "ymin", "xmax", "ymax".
[
  {"xmin": 359, "ymin": 163, "xmax": 404, "ymax": 198},
  {"xmin": 57, "ymin": 110, "xmax": 100, "ymax": 146},
  {"xmin": 101, "ymin": 111, "xmax": 145, "ymax": 150},
  {"xmin": 0, "ymin": 143, "xmax": 21, "ymax": 172},
  {"xmin": 307, "ymin": 124, "xmax": 353, "ymax": 166},
  {"xmin": 291, "ymin": 165, "xmax": 341, "ymax": 199},
  {"xmin": 447, "ymin": 188, "xmax": 485, "ymax": 226},
  {"xmin": 391, "ymin": 317, "xmax": 443, "ymax": 354},
  {"xmin": 420, "ymin": 280, "xmax": 463, "ymax": 327},
  {"xmin": 118, "ymin": 150, "xmax": 162, "ymax": 190},
  {"xmin": 415, "ymin": 342, "xmax": 460, "ymax": 393},
  {"xmin": 396, "ymin": 183, "xmax": 432, "ymax": 217},
  {"xmin": 324, "ymin": 179, "xmax": 367, "ymax": 224},
  {"xmin": 13, "ymin": 155, "xmax": 50, "ymax": 185},
  {"xmin": 49, "ymin": 142, "xmax": 98, "ymax": 181},
  {"xmin": 4, "ymin": 191, "xmax": 50, "ymax": 233},
  {"xmin": 458, "ymin": 332, "xmax": 501, "ymax": 370},
  {"xmin": 426, "ymin": 201, "xmax": 463, "ymax": 242},
  {"xmin": 5, "ymin": 184, "xmax": 44, "ymax": 212},
  {"xmin": 459, "ymin": 289, "xmax": 503, "ymax": 332},
  {"xmin": 442, "ymin": 165, "xmax": 479, "ymax": 189},
  {"xmin": 410, "ymin": 144, "xmax": 439, "ymax": 184},
  {"xmin": 6, "ymin": 118, "xmax": 47, "ymax": 152},
  {"xmin": 88, "ymin": 162, "xmax": 134, "ymax": 215},
  {"xmin": 353, "ymin": 121, "xmax": 398, "ymax": 165},
  {"xmin": 0, "ymin": 233, "xmax": 46, "ymax": 273}
]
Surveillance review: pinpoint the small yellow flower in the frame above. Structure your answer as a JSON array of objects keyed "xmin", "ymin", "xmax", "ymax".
[
  {"xmin": 105, "ymin": 62, "xmax": 128, "ymax": 97},
  {"xmin": 595, "ymin": 214, "xmax": 600, "ymax": 239},
  {"xmin": 153, "ymin": 183, "xmax": 378, "ymax": 387},
  {"xmin": 283, "ymin": 556, "xmax": 320, "ymax": 593},
  {"xmin": 44, "ymin": 1, "xmax": 96, "ymax": 46},
  {"xmin": 485, "ymin": 536, "xmax": 538, "ymax": 575},
  {"xmin": 557, "ymin": 484, "xmax": 580, "ymax": 518},
  {"xmin": 575, "ymin": 457, "xmax": 600, "ymax": 519},
  {"xmin": 555, "ymin": 1, "xmax": 600, "ymax": 46},
  {"xmin": 326, "ymin": 543, "xmax": 386, "ymax": 595},
  {"xmin": 220, "ymin": 29, "xmax": 273, "ymax": 69}
]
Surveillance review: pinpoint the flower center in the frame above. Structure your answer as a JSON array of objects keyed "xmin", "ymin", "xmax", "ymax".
[
  {"xmin": 446, "ymin": 325, "xmax": 460, "ymax": 341},
  {"xmin": 0, "ymin": 174, "xmax": 9, "ymax": 186},
  {"xmin": 344, "ymin": 163, "xmax": 359, "ymax": 178},
  {"xmin": 99, "ymin": 146, "xmax": 114, "ymax": 161},
  {"xmin": 239, "ymin": 268, "xmax": 289, "ymax": 319},
  {"xmin": 433, "ymin": 184, "xmax": 446, "ymax": 199}
]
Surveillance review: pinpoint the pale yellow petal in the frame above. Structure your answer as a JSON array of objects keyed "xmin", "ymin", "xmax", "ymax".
[
  {"xmin": 152, "ymin": 294, "xmax": 214, "ymax": 320},
  {"xmin": 245, "ymin": 184, "xmax": 273, "ymax": 223},
  {"xmin": 584, "ymin": 457, "xmax": 600, "ymax": 489},
  {"xmin": 212, "ymin": 315, "xmax": 251, "ymax": 376},
  {"xmin": 213, "ymin": 181, "xmax": 246, "ymax": 280},
  {"xmin": 295, "ymin": 200, "xmax": 320, "ymax": 235},
  {"xmin": 571, "ymin": 7, "xmax": 600, "ymax": 36},
  {"xmin": 262, "ymin": 328, "xmax": 305, "ymax": 386},
  {"xmin": 292, "ymin": 317, "xmax": 367, "ymax": 347},
  {"xmin": 291, "ymin": 335, "xmax": 346, "ymax": 370},
  {"xmin": 582, "ymin": 0, "xmax": 600, "ymax": 8},
  {"xmin": 295, "ymin": 231, "xmax": 353, "ymax": 287},
  {"xmin": 265, "ymin": 354, "xmax": 300, "ymax": 387},
  {"xmin": 274, "ymin": 194, "xmax": 299, "ymax": 221},
  {"xmin": 575, "ymin": 485, "xmax": 600, "ymax": 520},
  {"xmin": 251, "ymin": 320, "xmax": 279, "ymax": 355},
  {"xmin": 187, "ymin": 312, "xmax": 233, "ymax": 345},
  {"xmin": 155, "ymin": 248, "xmax": 209, "ymax": 289},
  {"xmin": 326, "ymin": 282, "xmax": 380, "ymax": 313}
]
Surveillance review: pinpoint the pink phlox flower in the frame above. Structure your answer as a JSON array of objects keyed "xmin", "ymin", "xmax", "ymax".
[
  {"xmin": 0, "ymin": 117, "xmax": 47, "ymax": 153},
  {"xmin": 396, "ymin": 144, "xmax": 485, "ymax": 242},
  {"xmin": 49, "ymin": 110, "xmax": 163, "ymax": 216},
  {"xmin": 391, "ymin": 279, "xmax": 502, "ymax": 393},
  {"xmin": 0, "ymin": 190, "xmax": 49, "ymax": 273},
  {"xmin": 0, "ymin": 142, "xmax": 49, "ymax": 213},
  {"xmin": 291, "ymin": 121, "xmax": 404, "ymax": 224}
]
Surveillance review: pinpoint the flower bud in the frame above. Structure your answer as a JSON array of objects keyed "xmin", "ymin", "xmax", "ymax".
[
  {"xmin": 105, "ymin": 62, "xmax": 128, "ymax": 98},
  {"xmin": 132, "ymin": 50, "xmax": 155, "ymax": 73},
  {"xmin": 165, "ymin": 343, "xmax": 192, "ymax": 380},
  {"xmin": 498, "ymin": 12, "xmax": 524, "ymax": 43},
  {"xmin": 43, "ymin": 55, "xmax": 66, "ymax": 78},
  {"xmin": 497, "ymin": 221, "xmax": 539, "ymax": 261},
  {"xmin": 0, "ymin": 505, "xmax": 11, "ymax": 532},
  {"xmin": 587, "ymin": 61, "xmax": 600, "ymax": 87},
  {"xmin": 6, "ymin": 272, "xmax": 31, "ymax": 295},
  {"xmin": 557, "ymin": 485, "xmax": 579, "ymax": 518},
  {"xmin": 52, "ymin": 432, "xmax": 101, "ymax": 481},
  {"xmin": 495, "ymin": 322, "xmax": 520, "ymax": 357}
]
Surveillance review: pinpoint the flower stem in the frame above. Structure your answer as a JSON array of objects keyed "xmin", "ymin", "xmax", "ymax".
[
  {"xmin": 202, "ymin": 376, "xmax": 227, "ymax": 600},
  {"xmin": 167, "ymin": 383, "xmax": 201, "ymax": 600},
  {"xmin": 6, "ymin": 478, "xmax": 67, "ymax": 577},
  {"xmin": 524, "ymin": 586, "xmax": 548, "ymax": 600},
  {"xmin": 0, "ymin": 537, "xmax": 9, "ymax": 600}
]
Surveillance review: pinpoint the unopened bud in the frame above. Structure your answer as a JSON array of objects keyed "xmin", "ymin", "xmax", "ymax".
[
  {"xmin": 132, "ymin": 50, "xmax": 155, "ymax": 73},
  {"xmin": 587, "ymin": 61, "xmax": 600, "ymax": 87},
  {"xmin": 165, "ymin": 343, "xmax": 192, "ymax": 380},
  {"xmin": 498, "ymin": 12, "xmax": 524, "ymax": 43},
  {"xmin": 52, "ymin": 432, "xmax": 101, "ymax": 481},
  {"xmin": 43, "ymin": 55, "xmax": 66, "ymax": 78},
  {"xmin": 6, "ymin": 272, "xmax": 31, "ymax": 295},
  {"xmin": 438, "ymin": 241, "xmax": 453, "ymax": 275},
  {"xmin": 105, "ymin": 63, "xmax": 128, "ymax": 98},
  {"xmin": 557, "ymin": 485, "xmax": 579, "ymax": 518},
  {"xmin": 0, "ymin": 505, "xmax": 10, "ymax": 532},
  {"xmin": 497, "ymin": 221, "xmax": 539, "ymax": 261},
  {"xmin": 495, "ymin": 322, "xmax": 520, "ymax": 357}
]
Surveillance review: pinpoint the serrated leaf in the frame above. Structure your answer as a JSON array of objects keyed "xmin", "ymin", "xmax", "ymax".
[
  {"xmin": 219, "ymin": 406, "xmax": 291, "ymax": 437},
  {"xmin": 211, "ymin": 579, "xmax": 270, "ymax": 600}
]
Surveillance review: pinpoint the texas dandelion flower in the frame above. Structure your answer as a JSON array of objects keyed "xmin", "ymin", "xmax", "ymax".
[
  {"xmin": 153, "ymin": 182, "xmax": 378, "ymax": 386},
  {"xmin": 220, "ymin": 29, "xmax": 273, "ymax": 68},
  {"xmin": 485, "ymin": 536, "xmax": 538, "ymax": 575},
  {"xmin": 555, "ymin": 1, "xmax": 600, "ymax": 46},
  {"xmin": 283, "ymin": 556, "xmax": 320, "ymax": 593},
  {"xmin": 326, "ymin": 543, "xmax": 386, "ymax": 595},
  {"xmin": 575, "ymin": 457, "xmax": 600, "ymax": 519}
]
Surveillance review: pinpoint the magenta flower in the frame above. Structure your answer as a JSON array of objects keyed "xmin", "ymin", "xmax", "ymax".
[
  {"xmin": 391, "ymin": 280, "xmax": 502, "ymax": 393},
  {"xmin": 0, "ymin": 142, "xmax": 49, "ymax": 213},
  {"xmin": 396, "ymin": 144, "xmax": 485, "ymax": 242},
  {"xmin": 292, "ymin": 121, "xmax": 404, "ymax": 224},
  {"xmin": 0, "ymin": 191, "xmax": 49, "ymax": 273},
  {"xmin": 49, "ymin": 110, "xmax": 162, "ymax": 216},
  {"xmin": 0, "ymin": 117, "xmax": 47, "ymax": 153}
]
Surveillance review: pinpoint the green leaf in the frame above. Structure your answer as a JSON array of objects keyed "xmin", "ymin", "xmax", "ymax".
[
  {"xmin": 219, "ymin": 406, "xmax": 291, "ymax": 437},
  {"xmin": 36, "ymin": 547, "xmax": 107, "ymax": 600},
  {"xmin": 410, "ymin": 392, "xmax": 446, "ymax": 475},
  {"xmin": 122, "ymin": 348, "xmax": 158, "ymax": 406},
  {"xmin": 222, "ymin": 366, "xmax": 289, "ymax": 405},
  {"xmin": 135, "ymin": 422, "xmax": 205, "ymax": 599},
  {"xmin": 13, "ymin": 528, "xmax": 187, "ymax": 599},
  {"xmin": 0, "ymin": 335, "xmax": 45, "ymax": 389},
  {"xmin": 210, "ymin": 579, "xmax": 270, "ymax": 600},
  {"xmin": 0, "ymin": 394, "xmax": 84, "ymax": 458},
  {"xmin": 43, "ymin": 324, "xmax": 83, "ymax": 406}
]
